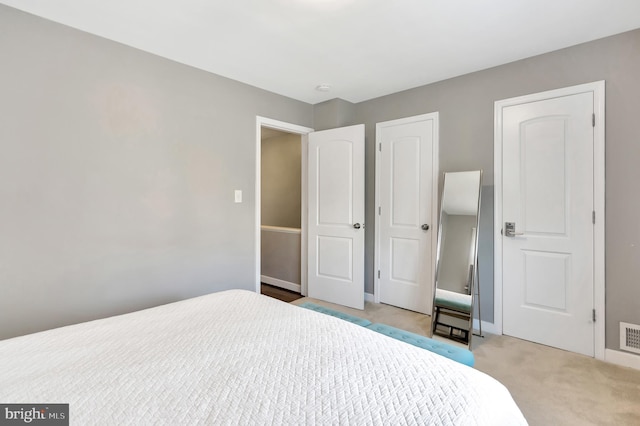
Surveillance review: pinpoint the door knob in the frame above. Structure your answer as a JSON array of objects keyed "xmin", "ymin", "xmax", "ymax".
[
  {"xmin": 504, "ymin": 222, "xmax": 524, "ymax": 237},
  {"xmin": 421, "ymin": 224, "xmax": 430, "ymax": 231},
  {"xmin": 353, "ymin": 223, "xmax": 361, "ymax": 229}
]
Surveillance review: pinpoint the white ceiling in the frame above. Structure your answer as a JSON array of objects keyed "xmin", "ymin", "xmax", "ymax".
[{"xmin": 3, "ymin": 0, "xmax": 640, "ymax": 104}]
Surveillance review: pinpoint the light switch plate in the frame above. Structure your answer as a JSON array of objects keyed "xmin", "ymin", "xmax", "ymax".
[{"xmin": 234, "ymin": 190, "xmax": 242, "ymax": 203}]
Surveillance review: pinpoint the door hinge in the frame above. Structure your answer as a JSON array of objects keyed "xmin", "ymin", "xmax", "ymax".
[
  {"xmin": 592, "ymin": 113, "xmax": 595, "ymax": 127},
  {"xmin": 592, "ymin": 309, "xmax": 596, "ymax": 322},
  {"xmin": 592, "ymin": 211, "xmax": 596, "ymax": 224},
  {"xmin": 378, "ymin": 206, "xmax": 381, "ymax": 215},
  {"xmin": 379, "ymin": 143, "xmax": 382, "ymax": 152},
  {"xmin": 377, "ymin": 270, "xmax": 381, "ymax": 279}
]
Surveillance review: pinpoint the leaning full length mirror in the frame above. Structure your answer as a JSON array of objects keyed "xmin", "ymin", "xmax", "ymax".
[{"xmin": 430, "ymin": 170, "xmax": 482, "ymax": 348}]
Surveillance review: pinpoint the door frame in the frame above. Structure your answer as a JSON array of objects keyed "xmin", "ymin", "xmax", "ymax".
[
  {"xmin": 374, "ymin": 112, "xmax": 440, "ymax": 312},
  {"xmin": 255, "ymin": 116, "xmax": 314, "ymax": 296},
  {"xmin": 493, "ymin": 81, "xmax": 605, "ymax": 360}
]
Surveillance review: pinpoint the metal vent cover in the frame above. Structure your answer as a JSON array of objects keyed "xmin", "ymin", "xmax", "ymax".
[{"xmin": 620, "ymin": 322, "xmax": 640, "ymax": 354}]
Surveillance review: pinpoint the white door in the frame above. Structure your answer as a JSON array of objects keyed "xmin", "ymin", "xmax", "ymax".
[
  {"xmin": 308, "ymin": 124, "xmax": 365, "ymax": 309},
  {"xmin": 376, "ymin": 114, "xmax": 438, "ymax": 314},
  {"xmin": 501, "ymin": 92, "xmax": 595, "ymax": 356}
]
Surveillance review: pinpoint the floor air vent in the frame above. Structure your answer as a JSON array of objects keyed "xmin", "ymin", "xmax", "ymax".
[{"xmin": 620, "ymin": 322, "xmax": 640, "ymax": 354}]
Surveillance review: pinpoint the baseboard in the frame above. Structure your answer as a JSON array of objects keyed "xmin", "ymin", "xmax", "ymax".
[
  {"xmin": 605, "ymin": 348, "xmax": 640, "ymax": 371},
  {"xmin": 365, "ymin": 292, "xmax": 374, "ymax": 303},
  {"xmin": 472, "ymin": 319, "xmax": 500, "ymax": 335},
  {"xmin": 261, "ymin": 276, "xmax": 301, "ymax": 293}
]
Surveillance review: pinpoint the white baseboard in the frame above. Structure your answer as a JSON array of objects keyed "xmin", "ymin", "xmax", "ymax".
[
  {"xmin": 472, "ymin": 319, "xmax": 500, "ymax": 335},
  {"xmin": 365, "ymin": 292, "xmax": 374, "ymax": 303},
  {"xmin": 605, "ymin": 348, "xmax": 640, "ymax": 371},
  {"xmin": 261, "ymin": 276, "xmax": 301, "ymax": 293}
]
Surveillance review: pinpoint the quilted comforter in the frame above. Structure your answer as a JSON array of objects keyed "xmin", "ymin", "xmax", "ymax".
[{"xmin": 0, "ymin": 289, "xmax": 527, "ymax": 425}]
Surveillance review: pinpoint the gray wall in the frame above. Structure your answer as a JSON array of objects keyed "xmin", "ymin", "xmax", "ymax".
[
  {"xmin": 261, "ymin": 229, "xmax": 301, "ymax": 285},
  {"xmin": 261, "ymin": 133, "xmax": 302, "ymax": 228},
  {"xmin": 477, "ymin": 186, "xmax": 494, "ymax": 323},
  {"xmin": 354, "ymin": 29, "xmax": 640, "ymax": 352},
  {"xmin": 0, "ymin": 6, "xmax": 312, "ymax": 340},
  {"xmin": 313, "ymin": 98, "xmax": 356, "ymax": 131},
  {"xmin": 3, "ymin": 4, "xmax": 639, "ymax": 353}
]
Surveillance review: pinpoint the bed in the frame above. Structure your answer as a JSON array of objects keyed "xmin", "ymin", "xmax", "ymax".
[{"xmin": 0, "ymin": 290, "xmax": 527, "ymax": 425}]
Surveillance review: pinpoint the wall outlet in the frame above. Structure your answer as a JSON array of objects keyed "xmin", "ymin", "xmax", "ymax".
[{"xmin": 234, "ymin": 190, "xmax": 242, "ymax": 203}]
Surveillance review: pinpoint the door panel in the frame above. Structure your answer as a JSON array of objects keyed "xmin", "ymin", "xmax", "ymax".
[
  {"xmin": 318, "ymin": 141, "xmax": 352, "ymax": 225},
  {"xmin": 391, "ymin": 137, "xmax": 420, "ymax": 226},
  {"xmin": 521, "ymin": 117, "xmax": 568, "ymax": 234},
  {"xmin": 317, "ymin": 236, "xmax": 352, "ymax": 281},
  {"xmin": 502, "ymin": 92, "xmax": 594, "ymax": 356},
  {"xmin": 522, "ymin": 250, "xmax": 569, "ymax": 310},
  {"xmin": 377, "ymin": 116, "xmax": 437, "ymax": 314},
  {"xmin": 308, "ymin": 125, "xmax": 364, "ymax": 309},
  {"xmin": 391, "ymin": 237, "xmax": 420, "ymax": 283}
]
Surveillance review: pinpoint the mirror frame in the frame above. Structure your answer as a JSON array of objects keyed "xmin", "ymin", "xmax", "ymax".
[{"xmin": 430, "ymin": 170, "xmax": 483, "ymax": 348}]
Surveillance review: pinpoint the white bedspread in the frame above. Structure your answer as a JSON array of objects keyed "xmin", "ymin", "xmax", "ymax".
[{"xmin": 0, "ymin": 290, "xmax": 527, "ymax": 425}]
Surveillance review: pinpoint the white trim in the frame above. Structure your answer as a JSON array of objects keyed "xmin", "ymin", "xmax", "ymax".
[
  {"xmin": 493, "ymin": 100, "xmax": 505, "ymax": 336},
  {"xmin": 365, "ymin": 292, "xmax": 375, "ymax": 303},
  {"xmin": 592, "ymin": 82, "xmax": 606, "ymax": 361},
  {"xmin": 261, "ymin": 225, "xmax": 301, "ymax": 234},
  {"xmin": 472, "ymin": 319, "xmax": 500, "ymax": 335},
  {"xmin": 493, "ymin": 81, "xmax": 606, "ymax": 360},
  {"xmin": 605, "ymin": 349, "xmax": 640, "ymax": 371},
  {"xmin": 300, "ymin": 134, "xmax": 309, "ymax": 297},
  {"xmin": 374, "ymin": 112, "xmax": 439, "ymax": 311},
  {"xmin": 261, "ymin": 275, "xmax": 302, "ymax": 294},
  {"xmin": 257, "ymin": 116, "xmax": 314, "ymax": 135},
  {"xmin": 255, "ymin": 116, "xmax": 313, "ymax": 297}
]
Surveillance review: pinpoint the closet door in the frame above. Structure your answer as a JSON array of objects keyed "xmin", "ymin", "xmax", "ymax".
[
  {"xmin": 376, "ymin": 113, "xmax": 438, "ymax": 314},
  {"xmin": 500, "ymin": 90, "xmax": 595, "ymax": 356}
]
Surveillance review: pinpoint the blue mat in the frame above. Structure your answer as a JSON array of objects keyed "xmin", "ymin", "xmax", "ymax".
[
  {"xmin": 298, "ymin": 303, "xmax": 474, "ymax": 366},
  {"xmin": 366, "ymin": 323, "xmax": 475, "ymax": 367},
  {"xmin": 298, "ymin": 302, "xmax": 372, "ymax": 327}
]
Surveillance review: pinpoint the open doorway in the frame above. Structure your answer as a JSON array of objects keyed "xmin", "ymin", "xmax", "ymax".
[
  {"xmin": 254, "ymin": 116, "xmax": 313, "ymax": 302},
  {"xmin": 260, "ymin": 127, "xmax": 303, "ymax": 302}
]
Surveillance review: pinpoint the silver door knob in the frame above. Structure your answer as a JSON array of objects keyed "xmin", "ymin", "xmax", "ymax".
[
  {"xmin": 353, "ymin": 223, "xmax": 361, "ymax": 229},
  {"xmin": 421, "ymin": 224, "xmax": 430, "ymax": 231},
  {"xmin": 504, "ymin": 222, "xmax": 524, "ymax": 237}
]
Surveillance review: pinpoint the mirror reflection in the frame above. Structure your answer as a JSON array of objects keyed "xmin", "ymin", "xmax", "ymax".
[{"xmin": 431, "ymin": 170, "xmax": 482, "ymax": 347}]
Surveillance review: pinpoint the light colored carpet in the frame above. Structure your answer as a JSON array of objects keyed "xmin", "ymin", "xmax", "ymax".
[{"xmin": 291, "ymin": 297, "xmax": 640, "ymax": 426}]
